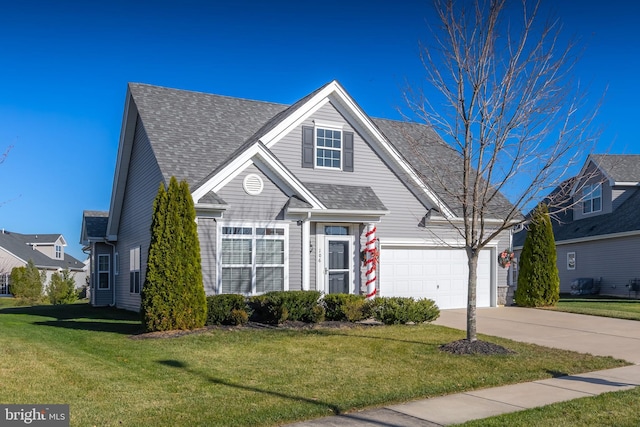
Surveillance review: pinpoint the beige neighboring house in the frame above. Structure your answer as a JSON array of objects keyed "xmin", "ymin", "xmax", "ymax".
[{"xmin": 0, "ymin": 230, "xmax": 87, "ymax": 296}]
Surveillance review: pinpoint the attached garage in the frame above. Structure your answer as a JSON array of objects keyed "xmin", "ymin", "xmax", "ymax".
[{"xmin": 379, "ymin": 246, "xmax": 495, "ymax": 309}]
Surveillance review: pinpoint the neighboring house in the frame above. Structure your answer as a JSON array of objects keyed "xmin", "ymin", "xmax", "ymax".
[
  {"xmin": 82, "ymin": 81, "xmax": 515, "ymax": 311},
  {"xmin": 0, "ymin": 230, "xmax": 87, "ymax": 295},
  {"xmin": 514, "ymin": 154, "xmax": 640, "ymax": 297}
]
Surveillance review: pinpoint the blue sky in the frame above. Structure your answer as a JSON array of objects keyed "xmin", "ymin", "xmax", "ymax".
[{"xmin": 0, "ymin": 0, "xmax": 637, "ymax": 260}]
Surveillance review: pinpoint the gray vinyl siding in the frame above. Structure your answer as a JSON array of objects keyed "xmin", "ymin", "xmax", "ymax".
[
  {"xmin": 556, "ymin": 235, "xmax": 640, "ymax": 296},
  {"xmin": 197, "ymin": 218, "xmax": 217, "ymax": 295},
  {"xmin": 573, "ymin": 166, "xmax": 612, "ymax": 220},
  {"xmin": 271, "ymin": 102, "xmax": 435, "ymax": 239},
  {"xmin": 93, "ymin": 243, "xmax": 113, "ymax": 307},
  {"xmin": 115, "ymin": 118, "xmax": 164, "ymax": 311},
  {"xmin": 612, "ymin": 187, "xmax": 637, "ymax": 210},
  {"xmin": 216, "ymin": 164, "xmax": 302, "ymax": 292}
]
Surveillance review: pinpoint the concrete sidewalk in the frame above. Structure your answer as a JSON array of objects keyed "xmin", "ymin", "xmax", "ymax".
[{"xmin": 285, "ymin": 307, "xmax": 640, "ymax": 426}]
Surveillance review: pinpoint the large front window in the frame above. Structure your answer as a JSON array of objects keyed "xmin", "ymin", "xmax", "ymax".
[
  {"xmin": 582, "ymin": 184, "xmax": 601, "ymax": 214},
  {"xmin": 219, "ymin": 223, "xmax": 288, "ymax": 295},
  {"xmin": 316, "ymin": 127, "xmax": 342, "ymax": 169}
]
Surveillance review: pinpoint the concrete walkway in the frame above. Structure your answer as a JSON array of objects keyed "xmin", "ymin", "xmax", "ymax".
[{"xmin": 285, "ymin": 307, "xmax": 640, "ymax": 426}]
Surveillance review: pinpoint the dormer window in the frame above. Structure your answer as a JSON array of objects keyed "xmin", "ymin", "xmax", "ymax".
[
  {"xmin": 582, "ymin": 183, "xmax": 601, "ymax": 214},
  {"xmin": 55, "ymin": 245, "xmax": 62, "ymax": 259}
]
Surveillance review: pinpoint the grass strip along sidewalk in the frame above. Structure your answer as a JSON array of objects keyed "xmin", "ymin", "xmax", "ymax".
[{"xmin": 0, "ymin": 302, "xmax": 628, "ymax": 426}]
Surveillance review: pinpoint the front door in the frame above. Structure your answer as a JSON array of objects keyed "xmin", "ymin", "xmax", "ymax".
[
  {"xmin": 319, "ymin": 224, "xmax": 356, "ymax": 294},
  {"xmin": 327, "ymin": 238, "xmax": 351, "ymax": 294}
]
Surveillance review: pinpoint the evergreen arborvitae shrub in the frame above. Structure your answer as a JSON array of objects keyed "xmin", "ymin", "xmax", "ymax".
[
  {"xmin": 10, "ymin": 259, "xmax": 45, "ymax": 301},
  {"xmin": 141, "ymin": 177, "xmax": 207, "ymax": 331},
  {"xmin": 47, "ymin": 269, "xmax": 78, "ymax": 305},
  {"xmin": 515, "ymin": 203, "xmax": 560, "ymax": 307}
]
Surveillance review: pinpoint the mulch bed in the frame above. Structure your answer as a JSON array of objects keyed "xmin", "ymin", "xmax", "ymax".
[{"xmin": 439, "ymin": 339, "xmax": 516, "ymax": 355}]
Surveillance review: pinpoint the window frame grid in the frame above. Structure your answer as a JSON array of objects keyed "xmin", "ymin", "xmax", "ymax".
[
  {"xmin": 97, "ymin": 254, "xmax": 110, "ymax": 290},
  {"xmin": 315, "ymin": 126, "xmax": 343, "ymax": 170},
  {"xmin": 218, "ymin": 222, "xmax": 288, "ymax": 295},
  {"xmin": 582, "ymin": 183, "xmax": 602, "ymax": 214}
]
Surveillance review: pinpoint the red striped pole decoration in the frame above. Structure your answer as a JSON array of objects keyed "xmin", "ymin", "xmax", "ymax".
[{"xmin": 364, "ymin": 224, "xmax": 378, "ymax": 299}]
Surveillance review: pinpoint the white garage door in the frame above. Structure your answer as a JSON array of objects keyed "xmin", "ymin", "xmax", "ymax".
[{"xmin": 379, "ymin": 248, "xmax": 492, "ymax": 309}]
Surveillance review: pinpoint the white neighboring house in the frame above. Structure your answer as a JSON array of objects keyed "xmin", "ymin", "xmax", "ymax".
[{"xmin": 0, "ymin": 230, "xmax": 87, "ymax": 296}]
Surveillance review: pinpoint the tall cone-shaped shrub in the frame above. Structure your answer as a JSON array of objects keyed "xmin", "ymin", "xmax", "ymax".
[
  {"xmin": 141, "ymin": 177, "xmax": 207, "ymax": 331},
  {"xmin": 515, "ymin": 203, "xmax": 560, "ymax": 307}
]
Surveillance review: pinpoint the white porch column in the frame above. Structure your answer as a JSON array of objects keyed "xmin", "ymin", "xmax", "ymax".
[
  {"xmin": 302, "ymin": 219, "xmax": 310, "ymax": 291},
  {"xmin": 364, "ymin": 223, "xmax": 378, "ymax": 299}
]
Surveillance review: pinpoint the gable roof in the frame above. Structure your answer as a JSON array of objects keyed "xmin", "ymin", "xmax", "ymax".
[
  {"xmin": 108, "ymin": 81, "xmax": 516, "ymax": 236},
  {"xmin": 81, "ymin": 210, "xmax": 109, "ymax": 245},
  {"xmin": 0, "ymin": 230, "xmax": 85, "ymax": 271},
  {"xmin": 590, "ymin": 154, "xmax": 640, "ymax": 184}
]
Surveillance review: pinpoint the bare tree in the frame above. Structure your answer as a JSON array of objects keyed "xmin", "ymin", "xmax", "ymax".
[{"xmin": 403, "ymin": 0, "xmax": 599, "ymax": 342}]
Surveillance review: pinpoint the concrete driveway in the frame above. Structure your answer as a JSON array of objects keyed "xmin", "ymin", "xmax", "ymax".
[{"xmin": 434, "ymin": 306, "xmax": 640, "ymax": 364}]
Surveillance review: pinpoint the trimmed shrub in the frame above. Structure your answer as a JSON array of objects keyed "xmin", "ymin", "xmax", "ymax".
[
  {"xmin": 249, "ymin": 291, "xmax": 324, "ymax": 324},
  {"xmin": 370, "ymin": 297, "xmax": 440, "ymax": 325},
  {"xmin": 229, "ymin": 308, "xmax": 249, "ymax": 326},
  {"xmin": 409, "ymin": 298, "xmax": 440, "ymax": 323},
  {"xmin": 10, "ymin": 260, "xmax": 44, "ymax": 301},
  {"xmin": 515, "ymin": 203, "xmax": 560, "ymax": 307},
  {"xmin": 206, "ymin": 294, "xmax": 249, "ymax": 325},
  {"xmin": 323, "ymin": 294, "xmax": 369, "ymax": 322},
  {"xmin": 47, "ymin": 269, "xmax": 78, "ymax": 305}
]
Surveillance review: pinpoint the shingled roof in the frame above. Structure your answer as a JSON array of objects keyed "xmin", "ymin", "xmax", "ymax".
[
  {"xmin": 0, "ymin": 230, "xmax": 85, "ymax": 271},
  {"xmin": 590, "ymin": 154, "xmax": 640, "ymax": 183},
  {"xmin": 128, "ymin": 82, "xmax": 515, "ymax": 219}
]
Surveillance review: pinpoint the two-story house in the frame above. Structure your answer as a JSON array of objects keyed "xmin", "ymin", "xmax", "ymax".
[
  {"xmin": 82, "ymin": 81, "xmax": 515, "ymax": 311},
  {"xmin": 514, "ymin": 154, "xmax": 640, "ymax": 296},
  {"xmin": 0, "ymin": 230, "xmax": 87, "ymax": 295}
]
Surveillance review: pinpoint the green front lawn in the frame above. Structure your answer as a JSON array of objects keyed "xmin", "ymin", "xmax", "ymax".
[
  {"xmin": 545, "ymin": 296, "xmax": 640, "ymax": 321},
  {"xmin": 0, "ymin": 303, "xmax": 628, "ymax": 426},
  {"xmin": 459, "ymin": 387, "xmax": 640, "ymax": 426}
]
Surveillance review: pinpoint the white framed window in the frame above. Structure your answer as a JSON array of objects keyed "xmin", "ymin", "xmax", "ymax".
[
  {"xmin": 0, "ymin": 274, "xmax": 9, "ymax": 295},
  {"xmin": 567, "ymin": 252, "xmax": 576, "ymax": 270},
  {"xmin": 218, "ymin": 222, "xmax": 288, "ymax": 295},
  {"xmin": 582, "ymin": 183, "xmax": 601, "ymax": 214},
  {"xmin": 315, "ymin": 127, "xmax": 342, "ymax": 169},
  {"xmin": 98, "ymin": 254, "xmax": 110, "ymax": 289},
  {"xmin": 129, "ymin": 246, "xmax": 141, "ymax": 294},
  {"xmin": 55, "ymin": 245, "xmax": 62, "ymax": 259}
]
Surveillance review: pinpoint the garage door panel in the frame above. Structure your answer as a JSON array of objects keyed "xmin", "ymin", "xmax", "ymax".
[{"xmin": 380, "ymin": 248, "xmax": 493, "ymax": 310}]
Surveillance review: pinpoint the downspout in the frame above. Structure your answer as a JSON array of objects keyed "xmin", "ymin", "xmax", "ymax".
[
  {"xmin": 105, "ymin": 240, "xmax": 117, "ymax": 307},
  {"xmin": 82, "ymin": 242, "xmax": 93, "ymax": 306}
]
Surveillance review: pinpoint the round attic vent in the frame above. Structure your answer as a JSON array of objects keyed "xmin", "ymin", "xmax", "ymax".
[{"xmin": 243, "ymin": 174, "xmax": 264, "ymax": 195}]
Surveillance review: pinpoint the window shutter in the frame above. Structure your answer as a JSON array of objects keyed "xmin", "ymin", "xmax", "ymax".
[
  {"xmin": 302, "ymin": 126, "xmax": 314, "ymax": 168},
  {"xmin": 343, "ymin": 131, "xmax": 354, "ymax": 172}
]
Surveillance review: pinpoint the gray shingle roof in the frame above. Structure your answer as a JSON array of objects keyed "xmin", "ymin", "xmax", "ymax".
[
  {"xmin": 83, "ymin": 210, "xmax": 109, "ymax": 239},
  {"xmin": 304, "ymin": 183, "xmax": 387, "ymax": 211},
  {"xmin": 0, "ymin": 231, "xmax": 85, "ymax": 270},
  {"xmin": 591, "ymin": 154, "xmax": 640, "ymax": 183},
  {"xmin": 129, "ymin": 83, "xmax": 514, "ymax": 219},
  {"xmin": 129, "ymin": 83, "xmax": 288, "ymax": 188},
  {"xmin": 373, "ymin": 118, "xmax": 516, "ymax": 218}
]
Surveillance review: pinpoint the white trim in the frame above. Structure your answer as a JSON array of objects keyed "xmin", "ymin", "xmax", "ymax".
[
  {"xmin": 301, "ymin": 219, "xmax": 310, "ymax": 291},
  {"xmin": 97, "ymin": 254, "xmax": 110, "ymax": 290},
  {"xmin": 216, "ymin": 220, "xmax": 289, "ymax": 295},
  {"xmin": 313, "ymin": 119, "xmax": 344, "ymax": 129},
  {"xmin": 314, "ymin": 125, "xmax": 343, "ymax": 171},
  {"xmin": 192, "ymin": 144, "xmax": 325, "ymax": 210}
]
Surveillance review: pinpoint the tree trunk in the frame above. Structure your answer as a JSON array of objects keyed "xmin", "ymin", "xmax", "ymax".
[{"xmin": 466, "ymin": 250, "xmax": 479, "ymax": 342}]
